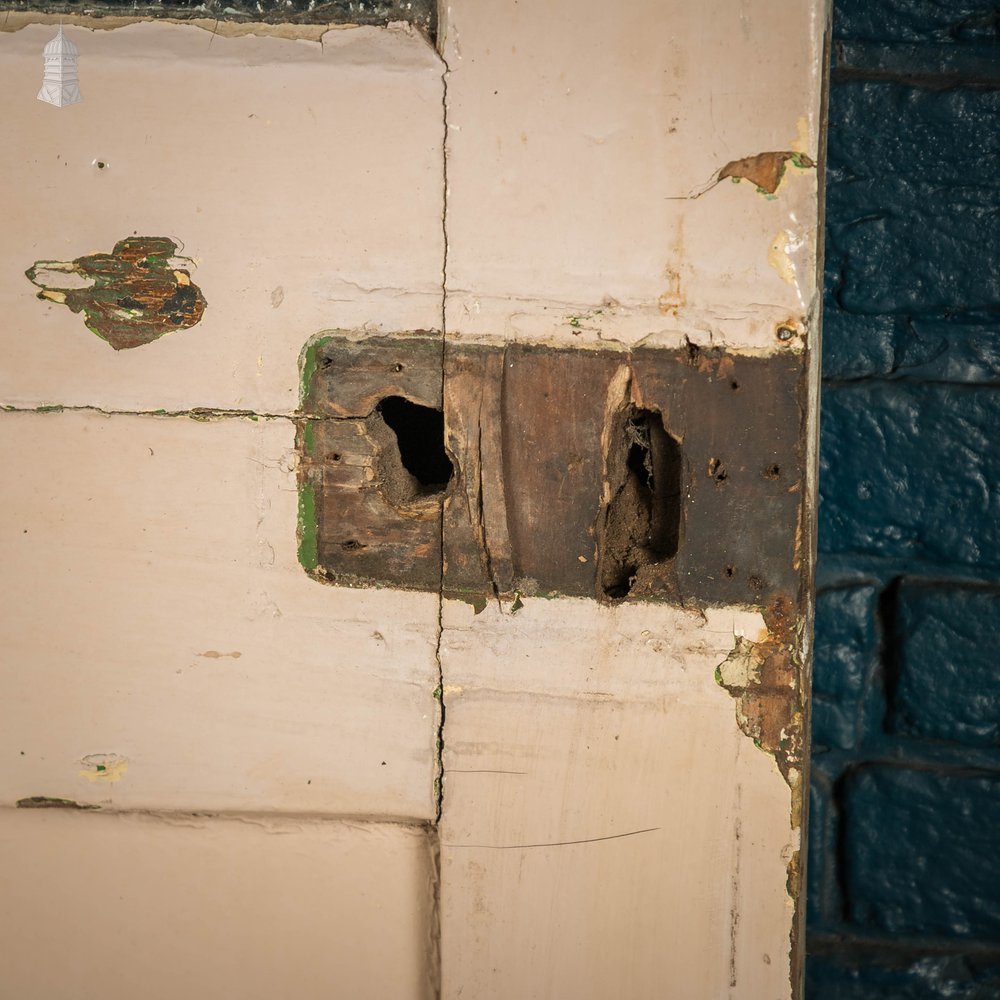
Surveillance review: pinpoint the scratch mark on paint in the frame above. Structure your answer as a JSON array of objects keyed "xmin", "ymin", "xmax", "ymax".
[
  {"xmin": 196, "ymin": 650, "xmax": 243, "ymax": 659},
  {"xmin": 446, "ymin": 826, "xmax": 660, "ymax": 849}
]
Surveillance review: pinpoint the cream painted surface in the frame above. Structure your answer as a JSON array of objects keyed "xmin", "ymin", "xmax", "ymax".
[
  {"xmin": 2, "ymin": 4, "xmax": 822, "ymax": 997},
  {"xmin": 0, "ymin": 809, "xmax": 436, "ymax": 1000},
  {"xmin": 439, "ymin": 599, "xmax": 796, "ymax": 1000},
  {"xmin": 443, "ymin": 0, "xmax": 825, "ymax": 353},
  {"xmin": 0, "ymin": 22, "xmax": 443, "ymax": 413},
  {"xmin": 0, "ymin": 410, "xmax": 438, "ymax": 818}
]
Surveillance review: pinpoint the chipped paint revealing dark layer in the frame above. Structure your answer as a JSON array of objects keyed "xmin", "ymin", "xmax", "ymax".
[
  {"xmin": 718, "ymin": 151, "xmax": 817, "ymax": 195},
  {"xmin": 298, "ymin": 333, "xmax": 806, "ymax": 610},
  {"xmin": 0, "ymin": 0, "xmax": 436, "ymax": 32},
  {"xmin": 26, "ymin": 236, "xmax": 206, "ymax": 350},
  {"xmin": 715, "ymin": 594, "xmax": 805, "ymax": 798},
  {"xmin": 16, "ymin": 796, "xmax": 99, "ymax": 809}
]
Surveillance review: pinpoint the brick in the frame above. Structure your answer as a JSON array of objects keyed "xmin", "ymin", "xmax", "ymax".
[
  {"xmin": 807, "ymin": 778, "xmax": 835, "ymax": 927},
  {"xmin": 833, "ymin": 0, "xmax": 1000, "ymax": 45},
  {"xmin": 824, "ymin": 82, "xmax": 1000, "ymax": 315},
  {"xmin": 827, "ymin": 83, "xmax": 1000, "ymax": 186},
  {"xmin": 821, "ymin": 309, "xmax": 902, "ymax": 380},
  {"xmin": 826, "ymin": 177, "xmax": 1000, "ymax": 315},
  {"xmin": 898, "ymin": 319, "xmax": 1000, "ymax": 383},
  {"xmin": 892, "ymin": 583, "xmax": 1000, "ymax": 747},
  {"xmin": 811, "ymin": 586, "xmax": 879, "ymax": 750},
  {"xmin": 807, "ymin": 951, "xmax": 1000, "ymax": 1000},
  {"xmin": 844, "ymin": 766, "xmax": 1000, "ymax": 938},
  {"xmin": 820, "ymin": 310, "xmax": 1000, "ymax": 384},
  {"xmin": 819, "ymin": 383, "xmax": 1000, "ymax": 568}
]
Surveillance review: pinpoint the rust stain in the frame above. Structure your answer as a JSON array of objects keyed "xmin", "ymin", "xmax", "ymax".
[
  {"xmin": 715, "ymin": 594, "xmax": 803, "ymax": 810},
  {"xmin": 715, "ymin": 594, "xmax": 806, "ymax": 998},
  {"xmin": 26, "ymin": 236, "xmax": 207, "ymax": 350}
]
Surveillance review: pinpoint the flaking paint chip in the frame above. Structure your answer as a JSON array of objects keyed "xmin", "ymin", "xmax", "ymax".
[{"xmin": 26, "ymin": 237, "xmax": 207, "ymax": 350}]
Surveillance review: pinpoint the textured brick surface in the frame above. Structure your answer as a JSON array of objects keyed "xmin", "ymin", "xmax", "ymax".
[
  {"xmin": 812, "ymin": 586, "xmax": 878, "ymax": 750},
  {"xmin": 819, "ymin": 383, "xmax": 1000, "ymax": 567},
  {"xmin": 807, "ymin": 952, "xmax": 1000, "ymax": 1000},
  {"xmin": 892, "ymin": 583, "xmax": 1000, "ymax": 747},
  {"xmin": 809, "ymin": 0, "xmax": 1000, "ymax": 987},
  {"xmin": 825, "ymin": 82, "xmax": 1000, "ymax": 316},
  {"xmin": 844, "ymin": 766, "xmax": 1000, "ymax": 938},
  {"xmin": 833, "ymin": 0, "xmax": 1000, "ymax": 44}
]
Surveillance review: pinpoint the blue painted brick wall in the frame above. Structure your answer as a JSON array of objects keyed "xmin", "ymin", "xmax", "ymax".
[{"xmin": 808, "ymin": 0, "xmax": 1000, "ymax": 996}]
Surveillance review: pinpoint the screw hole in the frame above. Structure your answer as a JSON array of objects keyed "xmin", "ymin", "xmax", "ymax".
[
  {"xmin": 708, "ymin": 457, "xmax": 728, "ymax": 483},
  {"xmin": 392, "ymin": 363, "xmax": 404, "ymax": 373},
  {"xmin": 776, "ymin": 325, "xmax": 796, "ymax": 342}
]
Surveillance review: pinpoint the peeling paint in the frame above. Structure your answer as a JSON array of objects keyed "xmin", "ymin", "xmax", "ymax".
[
  {"xmin": 78, "ymin": 753, "xmax": 129, "ymax": 783},
  {"xmin": 16, "ymin": 795, "xmax": 99, "ymax": 809},
  {"xmin": 714, "ymin": 595, "xmax": 804, "ymax": 813},
  {"xmin": 26, "ymin": 236, "xmax": 206, "ymax": 350},
  {"xmin": 718, "ymin": 151, "xmax": 816, "ymax": 196}
]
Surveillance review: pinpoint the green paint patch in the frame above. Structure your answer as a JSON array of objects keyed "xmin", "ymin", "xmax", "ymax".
[
  {"xmin": 298, "ymin": 335, "xmax": 334, "ymax": 410},
  {"xmin": 297, "ymin": 482, "xmax": 319, "ymax": 572},
  {"xmin": 302, "ymin": 418, "xmax": 318, "ymax": 456}
]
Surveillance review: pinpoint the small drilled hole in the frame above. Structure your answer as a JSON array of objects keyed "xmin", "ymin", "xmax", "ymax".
[
  {"xmin": 329, "ymin": 453, "xmax": 342, "ymax": 462},
  {"xmin": 730, "ymin": 381, "xmax": 740, "ymax": 391},
  {"xmin": 764, "ymin": 463, "xmax": 781, "ymax": 480},
  {"xmin": 708, "ymin": 457, "xmax": 728, "ymax": 483},
  {"xmin": 392, "ymin": 363, "xmax": 404, "ymax": 373},
  {"xmin": 724, "ymin": 565, "xmax": 736, "ymax": 579}
]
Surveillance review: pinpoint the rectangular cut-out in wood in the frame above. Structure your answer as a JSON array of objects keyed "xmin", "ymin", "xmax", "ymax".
[{"xmin": 298, "ymin": 333, "xmax": 805, "ymax": 609}]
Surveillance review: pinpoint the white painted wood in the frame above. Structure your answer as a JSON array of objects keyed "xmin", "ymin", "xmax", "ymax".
[
  {"xmin": 0, "ymin": 410, "xmax": 439, "ymax": 818},
  {"xmin": 0, "ymin": 809, "xmax": 436, "ymax": 1000},
  {"xmin": 442, "ymin": 0, "xmax": 826, "ymax": 354},
  {"xmin": 0, "ymin": 22, "xmax": 443, "ymax": 413},
  {"xmin": 439, "ymin": 599, "xmax": 796, "ymax": 1000}
]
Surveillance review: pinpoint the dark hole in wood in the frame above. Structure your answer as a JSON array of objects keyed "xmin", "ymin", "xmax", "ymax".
[
  {"xmin": 599, "ymin": 406, "xmax": 682, "ymax": 600},
  {"xmin": 376, "ymin": 396, "xmax": 453, "ymax": 493}
]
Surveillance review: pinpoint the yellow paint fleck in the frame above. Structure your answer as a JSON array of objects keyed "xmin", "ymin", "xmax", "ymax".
[
  {"xmin": 768, "ymin": 229, "xmax": 797, "ymax": 285},
  {"xmin": 791, "ymin": 115, "xmax": 811, "ymax": 155},
  {"xmin": 443, "ymin": 685, "xmax": 464, "ymax": 696},
  {"xmin": 78, "ymin": 753, "xmax": 128, "ymax": 783}
]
